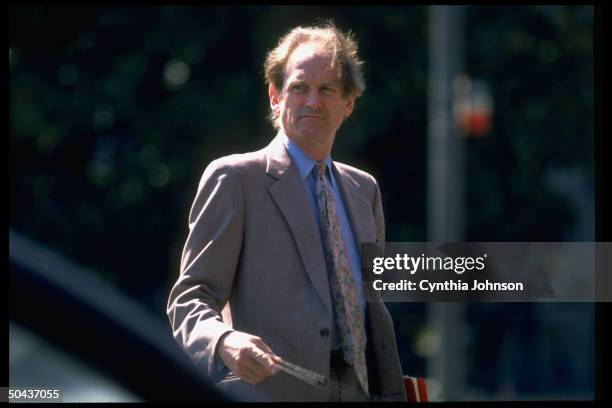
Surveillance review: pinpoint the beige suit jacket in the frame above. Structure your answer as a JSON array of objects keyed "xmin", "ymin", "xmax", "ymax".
[{"xmin": 167, "ymin": 135, "xmax": 407, "ymax": 401}]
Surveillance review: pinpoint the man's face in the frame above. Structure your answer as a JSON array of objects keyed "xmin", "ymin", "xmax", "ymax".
[{"xmin": 269, "ymin": 42, "xmax": 356, "ymax": 157}]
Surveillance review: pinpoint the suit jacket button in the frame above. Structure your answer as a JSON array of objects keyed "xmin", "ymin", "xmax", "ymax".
[{"xmin": 320, "ymin": 328, "xmax": 330, "ymax": 337}]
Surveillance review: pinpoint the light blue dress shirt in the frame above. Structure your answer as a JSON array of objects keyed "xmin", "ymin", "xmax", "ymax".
[{"xmin": 281, "ymin": 132, "xmax": 367, "ymax": 350}]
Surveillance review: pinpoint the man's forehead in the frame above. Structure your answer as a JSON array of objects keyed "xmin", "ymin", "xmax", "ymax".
[
  {"xmin": 285, "ymin": 42, "xmax": 340, "ymax": 79},
  {"xmin": 287, "ymin": 42, "xmax": 329, "ymax": 61}
]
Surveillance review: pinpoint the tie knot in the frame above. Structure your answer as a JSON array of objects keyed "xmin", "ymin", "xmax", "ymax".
[{"xmin": 314, "ymin": 161, "xmax": 327, "ymax": 178}]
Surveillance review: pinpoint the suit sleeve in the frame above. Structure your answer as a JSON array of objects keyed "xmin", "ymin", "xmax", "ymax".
[{"xmin": 166, "ymin": 158, "xmax": 244, "ymax": 378}]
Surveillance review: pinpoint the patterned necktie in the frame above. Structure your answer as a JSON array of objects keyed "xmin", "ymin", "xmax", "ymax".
[{"xmin": 313, "ymin": 161, "xmax": 369, "ymax": 396}]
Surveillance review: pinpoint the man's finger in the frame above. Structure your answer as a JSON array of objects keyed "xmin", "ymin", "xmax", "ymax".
[
  {"xmin": 250, "ymin": 347, "xmax": 280, "ymax": 375},
  {"xmin": 237, "ymin": 363, "xmax": 263, "ymax": 384},
  {"xmin": 257, "ymin": 341, "xmax": 280, "ymax": 360},
  {"xmin": 243, "ymin": 352, "xmax": 273, "ymax": 377}
]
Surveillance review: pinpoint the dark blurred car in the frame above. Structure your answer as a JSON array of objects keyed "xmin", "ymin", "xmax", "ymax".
[{"xmin": 9, "ymin": 229, "xmax": 229, "ymax": 402}]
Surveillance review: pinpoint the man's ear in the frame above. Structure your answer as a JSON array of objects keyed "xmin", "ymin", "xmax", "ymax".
[
  {"xmin": 344, "ymin": 92, "xmax": 357, "ymax": 118},
  {"xmin": 269, "ymin": 83, "xmax": 280, "ymax": 114}
]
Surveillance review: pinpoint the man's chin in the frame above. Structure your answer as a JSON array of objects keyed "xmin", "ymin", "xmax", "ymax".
[
  {"xmin": 297, "ymin": 129, "xmax": 329, "ymax": 142},
  {"xmin": 297, "ymin": 121, "xmax": 328, "ymax": 133}
]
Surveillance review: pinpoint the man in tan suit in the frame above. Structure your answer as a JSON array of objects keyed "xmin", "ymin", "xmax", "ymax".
[{"xmin": 167, "ymin": 23, "xmax": 407, "ymax": 402}]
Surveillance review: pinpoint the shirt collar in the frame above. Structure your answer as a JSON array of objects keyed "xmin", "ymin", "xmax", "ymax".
[{"xmin": 279, "ymin": 130, "xmax": 336, "ymax": 188}]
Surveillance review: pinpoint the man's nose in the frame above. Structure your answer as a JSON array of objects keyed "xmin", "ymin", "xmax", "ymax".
[{"xmin": 304, "ymin": 90, "xmax": 322, "ymax": 109}]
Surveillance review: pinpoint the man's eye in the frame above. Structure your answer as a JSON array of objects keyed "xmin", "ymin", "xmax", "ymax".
[
  {"xmin": 321, "ymin": 87, "xmax": 336, "ymax": 94},
  {"xmin": 292, "ymin": 84, "xmax": 306, "ymax": 91}
]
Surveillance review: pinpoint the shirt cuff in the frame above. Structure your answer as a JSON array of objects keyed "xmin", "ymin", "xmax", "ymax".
[{"xmin": 212, "ymin": 331, "xmax": 233, "ymax": 380}]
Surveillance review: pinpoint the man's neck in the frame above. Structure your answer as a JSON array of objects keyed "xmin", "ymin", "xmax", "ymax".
[{"xmin": 280, "ymin": 130, "xmax": 333, "ymax": 161}]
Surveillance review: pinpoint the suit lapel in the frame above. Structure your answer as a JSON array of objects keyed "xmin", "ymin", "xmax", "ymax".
[
  {"xmin": 332, "ymin": 164, "xmax": 374, "ymax": 252},
  {"xmin": 266, "ymin": 136, "xmax": 332, "ymax": 314},
  {"xmin": 332, "ymin": 164, "xmax": 384, "ymax": 304}
]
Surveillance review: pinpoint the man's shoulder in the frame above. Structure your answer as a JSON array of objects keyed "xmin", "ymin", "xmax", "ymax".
[
  {"xmin": 195, "ymin": 143, "xmax": 272, "ymax": 193},
  {"xmin": 209, "ymin": 145, "xmax": 268, "ymax": 170},
  {"xmin": 201, "ymin": 143, "xmax": 271, "ymax": 178},
  {"xmin": 333, "ymin": 161, "xmax": 379, "ymax": 187}
]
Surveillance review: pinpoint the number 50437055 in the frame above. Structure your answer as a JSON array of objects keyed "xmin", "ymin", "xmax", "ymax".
[{"xmin": 8, "ymin": 388, "xmax": 61, "ymax": 400}]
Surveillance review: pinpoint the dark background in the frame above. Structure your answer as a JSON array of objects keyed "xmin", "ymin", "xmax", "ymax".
[{"xmin": 9, "ymin": 5, "xmax": 595, "ymax": 400}]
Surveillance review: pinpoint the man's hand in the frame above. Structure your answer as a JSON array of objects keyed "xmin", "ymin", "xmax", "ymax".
[{"xmin": 217, "ymin": 331, "xmax": 281, "ymax": 384}]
